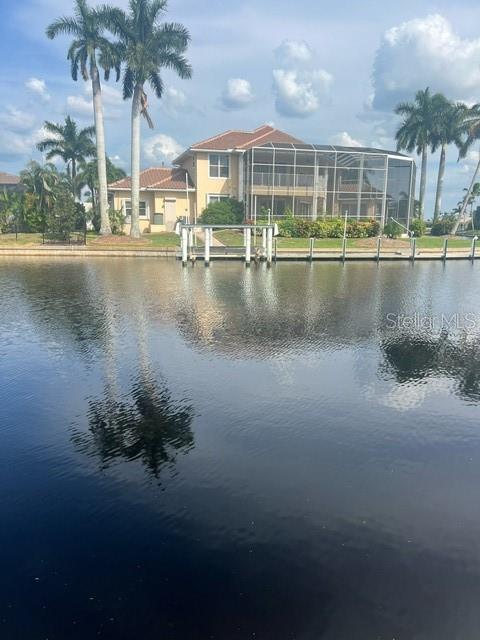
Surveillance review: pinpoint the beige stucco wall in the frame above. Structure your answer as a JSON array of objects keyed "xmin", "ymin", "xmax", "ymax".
[
  {"xmin": 111, "ymin": 188, "xmax": 195, "ymax": 233},
  {"xmin": 190, "ymin": 151, "xmax": 240, "ymax": 216}
]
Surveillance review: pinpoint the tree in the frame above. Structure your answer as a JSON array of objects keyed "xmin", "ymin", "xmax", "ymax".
[
  {"xmin": 77, "ymin": 156, "xmax": 126, "ymax": 209},
  {"xmin": 395, "ymin": 88, "xmax": 437, "ymax": 220},
  {"xmin": 452, "ymin": 104, "xmax": 480, "ymax": 235},
  {"xmin": 107, "ymin": 0, "xmax": 192, "ymax": 238},
  {"xmin": 46, "ymin": 0, "xmax": 121, "ymax": 235},
  {"xmin": 20, "ymin": 161, "xmax": 60, "ymax": 217},
  {"xmin": 36, "ymin": 116, "xmax": 95, "ymax": 198},
  {"xmin": 430, "ymin": 97, "xmax": 467, "ymax": 222},
  {"xmin": 45, "ymin": 185, "xmax": 77, "ymax": 241}
]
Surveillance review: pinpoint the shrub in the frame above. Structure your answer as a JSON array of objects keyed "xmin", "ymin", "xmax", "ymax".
[
  {"xmin": 277, "ymin": 216, "xmax": 379, "ymax": 239},
  {"xmin": 430, "ymin": 214, "xmax": 456, "ymax": 236},
  {"xmin": 200, "ymin": 198, "xmax": 244, "ymax": 225},
  {"xmin": 409, "ymin": 218, "xmax": 426, "ymax": 237},
  {"xmin": 383, "ymin": 219, "xmax": 401, "ymax": 238},
  {"xmin": 45, "ymin": 187, "xmax": 76, "ymax": 241},
  {"xmin": 91, "ymin": 206, "xmax": 126, "ymax": 234}
]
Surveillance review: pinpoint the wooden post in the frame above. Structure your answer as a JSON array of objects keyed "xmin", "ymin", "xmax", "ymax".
[
  {"xmin": 181, "ymin": 227, "xmax": 188, "ymax": 265},
  {"xmin": 342, "ymin": 237, "xmax": 347, "ymax": 262},
  {"xmin": 411, "ymin": 237, "xmax": 416, "ymax": 261},
  {"xmin": 443, "ymin": 238, "xmax": 448, "ymax": 261},
  {"xmin": 204, "ymin": 227, "xmax": 210, "ymax": 266},
  {"xmin": 262, "ymin": 227, "xmax": 267, "ymax": 250},
  {"xmin": 309, "ymin": 237, "xmax": 314, "ymax": 261},
  {"xmin": 471, "ymin": 237, "xmax": 477, "ymax": 260},
  {"xmin": 376, "ymin": 236, "xmax": 381, "ymax": 262}
]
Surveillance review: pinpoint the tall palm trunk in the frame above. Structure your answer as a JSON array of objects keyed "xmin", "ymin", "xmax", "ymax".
[
  {"xmin": 419, "ymin": 144, "xmax": 427, "ymax": 220},
  {"xmin": 130, "ymin": 83, "xmax": 142, "ymax": 239},
  {"xmin": 452, "ymin": 150, "xmax": 480, "ymax": 235},
  {"xmin": 433, "ymin": 144, "xmax": 446, "ymax": 222},
  {"xmin": 91, "ymin": 59, "xmax": 111, "ymax": 235}
]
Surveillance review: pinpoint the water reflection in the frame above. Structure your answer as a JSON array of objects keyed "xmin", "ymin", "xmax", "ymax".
[
  {"xmin": 381, "ymin": 331, "xmax": 480, "ymax": 402},
  {"xmin": 73, "ymin": 372, "xmax": 194, "ymax": 477}
]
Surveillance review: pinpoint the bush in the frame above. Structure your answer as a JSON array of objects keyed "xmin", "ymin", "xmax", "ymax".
[
  {"xmin": 383, "ymin": 219, "xmax": 401, "ymax": 238},
  {"xmin": 277, "ymin": 216, "xmax": 379, "ymax": 239},
  {"xmin": 409, "ymin": 218, "xmax": 426, "ymax": 237},
  {"xmin": 200, "ymin": 198, "xmax": 244, "ymax": 225},
  {"xmin": 430, "ymin": 214, "xmax": 456, "ymax": 236},
  {"xmin": 91, "ymin": 206, "xmax": 126, "ymax": 234},
  {"xmin": 45, "ymin": 187, "xmax": 76, "ymax": 241}
]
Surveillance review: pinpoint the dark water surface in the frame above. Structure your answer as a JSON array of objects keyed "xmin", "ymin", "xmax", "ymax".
[{"xmin": 1, "ymin": 257, "xmax": 480, "ymax": 640}]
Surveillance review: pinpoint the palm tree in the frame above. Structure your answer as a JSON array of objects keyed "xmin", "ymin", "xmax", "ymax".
[
  {"xmin": 20, "ymin": 161, "xmax": 60, "ymax": 217},
  {"xmin": 37, "ymin": 116, "xmax": 95, "ymax": 197},
  {"xmin": 107, "ymin": 0, "xmax": 192, "ymax": 238},
  {"xmin": 395, "ymin": 88, "xmax": 436, "ymax": 220},
  {"xmin": 430, "ymin": 97, "xmax": 467, "ymax": 222},
  {"xmin": 78, "ymin": 156, "xmax": 126, "ymax": 209},
  {"xmin": 46, "ymin": 0, "xmax": 121, "ymax": 235},
  {"xmin": 452, "ymin": 104, "xmax": 480, "ymax": 235}
]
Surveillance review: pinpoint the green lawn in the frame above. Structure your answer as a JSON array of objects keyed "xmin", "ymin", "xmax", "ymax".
[
  {"xmin": 214, "ymin": 230, "xmax": 244, "ymax": 246},
  {"xmin": 0, "ymin": 233, "xmax": 43, "ymax": 245},
  {"xmin": 416, "ymin": 237, "xmax": 471, "ymax": 250},
  {"xmin": 146, "ymin": 232, "xmax": 180, "ymax": 248}
]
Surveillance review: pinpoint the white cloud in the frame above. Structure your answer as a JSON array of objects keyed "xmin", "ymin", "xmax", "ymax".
[
  {"xmin": 221, "ymin": 78, "xmax": 255, "ymax": 110},
  {"xmin": 274, "ymin": 40, "xmax": 313, "ymax": 66},
  {"xmin": 25, "ymin": 77, "xmax": 50, "ymax": 102},
  {"xmin": 110, "ymin": 154, "xmax": 126, "ymax": 168},
  {"xmin": 0, "ymin": 107, "xmax": 36, "ymax": 133},
  {"xmin": 273, "ymin": 68, "xmax": 332, "ymax": 118},
  {"xmin": 66, "ymin": 84, "xmax": 124, "ymax": 119},
  {"xmin": 372, "ymin": 14, "xmax": 480, "ymax": 110},
  {"xmin": 84, "ymin": 82, "xmax": 123, "ymax": 106},
  {"xmin": 66, "ymin": 95, "xmax": 93, "ymax": 117},
  {"xmin": 329, "ymin": 131, "xmax": 363, "ymax": 147},
  {"xmin": 0, "ymin": 126, "xmax": 49, "ymax": 161},
  {"xmin": 144, "ymin": 134, "xmax": 183, "ymax": 163},
  {"xmin": 161, "ymin": 87, "xmax": 188, "ymax": 117}
]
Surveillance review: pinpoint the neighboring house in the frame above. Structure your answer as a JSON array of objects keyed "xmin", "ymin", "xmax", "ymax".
[
  {"xmin": 0, "ymin": 172, "xmax": 23, "ymax": 193},
  {"xmin": 109, "ymin": 167, "xmax": 195, "ymax": 234},
  {"xmin": 109, "ymin": 124, "xmax": 416, "ymax": 232}
]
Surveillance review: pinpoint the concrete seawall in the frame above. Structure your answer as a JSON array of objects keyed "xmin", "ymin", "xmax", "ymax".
[{"xmin": 0, "ymin": 246, "xmax": 478, "ymax": 261}]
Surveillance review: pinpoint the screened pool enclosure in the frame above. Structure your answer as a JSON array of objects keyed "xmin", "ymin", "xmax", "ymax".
[{"xmin": 244, "ymin": 143, "xmax": 416, "ymax": 228}]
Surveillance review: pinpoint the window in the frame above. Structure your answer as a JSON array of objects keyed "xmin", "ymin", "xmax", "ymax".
[
  {"xmin": 207, "ymin": 194, "xmax": 230, "ymax": 204},
  {"xmin": 123, "ymin": 200, "xmax": 148, "ymax": 218},
  {"xmin": 209, "ymin": 154, "xmax": 230, "ymax": 178}
]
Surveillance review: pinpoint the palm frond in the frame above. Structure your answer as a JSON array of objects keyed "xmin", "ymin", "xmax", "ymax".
[{"xmin": 46, "ymin": 16, "xmax": 80, "ymax": 39}]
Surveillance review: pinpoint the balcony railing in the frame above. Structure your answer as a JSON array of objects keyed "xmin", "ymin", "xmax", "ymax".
[{"xmin": 252, "ymin": 172, "xmax": 315, "ymax": 188}]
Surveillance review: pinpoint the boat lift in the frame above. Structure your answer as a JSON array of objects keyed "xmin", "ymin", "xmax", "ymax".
[{"xmin": 176, "ymin": 223, "xmax": 278, "ymax": 266}]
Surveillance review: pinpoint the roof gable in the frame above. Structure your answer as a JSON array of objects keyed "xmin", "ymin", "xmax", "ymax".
[{"xmin": 188, "ymin": 124, "xmax": 303, "ymax": 152}]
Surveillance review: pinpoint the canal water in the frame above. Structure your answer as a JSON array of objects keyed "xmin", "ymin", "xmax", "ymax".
[{"xmin": 1, "ymin": 258, "xmax": 480, "ymax": 639}]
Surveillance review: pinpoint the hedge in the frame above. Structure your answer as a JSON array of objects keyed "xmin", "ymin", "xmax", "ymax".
[{"xmin": 277, "ymin": 217, "xmax": 380, "ymax": 238}]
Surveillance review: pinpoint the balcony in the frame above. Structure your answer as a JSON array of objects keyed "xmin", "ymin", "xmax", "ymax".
[{"xmin": 251, "ymin": 172, "xmax": 316, "ymax": 195}]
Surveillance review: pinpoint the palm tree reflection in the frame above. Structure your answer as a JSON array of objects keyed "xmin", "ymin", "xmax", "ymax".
[{"xmin": 74, "ymin": 374, "xmax": 194, "ymax": 478}]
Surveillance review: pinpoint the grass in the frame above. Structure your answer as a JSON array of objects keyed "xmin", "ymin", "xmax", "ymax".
[
  {"xmin": 214, "ymin": 230, "xmax": 244, "ymax": 246},
  {"xmin": 0, "ymin": 233, "xmax": 44, "ymax": 245},
  {"xmin": 0, "ymin": 231, "xmax": 474, "ymax": 253},
  {"xmin": 416, "ymin": 237, "xmax": 471, "ymax": 250}
]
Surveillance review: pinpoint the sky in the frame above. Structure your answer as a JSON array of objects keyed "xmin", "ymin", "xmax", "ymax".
[{"xmin": 2, "ymin": 0, "xmax": 480, "ymax": 216}]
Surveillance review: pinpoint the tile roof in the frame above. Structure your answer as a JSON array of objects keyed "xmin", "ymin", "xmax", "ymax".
[
  {"xmin": 109, "ymin": 167, "xmax": 195, "ymax": 191},
  {"xmin": 0, "ymin": 172, "xmax": 20, "ymax": 185},
  {"xmin": 189, "ymin": 124, "xmax": 303, "ymax": 151}
]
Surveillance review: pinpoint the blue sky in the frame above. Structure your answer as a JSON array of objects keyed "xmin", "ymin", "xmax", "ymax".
[{"xmin": 2, "ymin": 0, "xmax": 480, "ymax": 216}]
